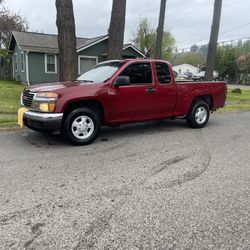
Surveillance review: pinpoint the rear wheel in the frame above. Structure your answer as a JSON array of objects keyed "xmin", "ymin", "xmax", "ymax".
[
  {"xmin": 186, "ymin": 101, "xmax": 210, "ymax": 128},
  {"xmin": 62, "ymin": 107, "xmax": 100, "ymax": 145}
]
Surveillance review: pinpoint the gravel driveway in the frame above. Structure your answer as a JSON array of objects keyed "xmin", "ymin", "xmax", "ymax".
[{"xmin": 0, "ymin": 111, "xmax": 249, "ymax": 249}]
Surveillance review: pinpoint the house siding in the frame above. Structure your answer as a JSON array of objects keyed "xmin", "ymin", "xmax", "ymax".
[
  {"xmin": 78, "ymin": 41, "xmax": 142, "ymax": 63},
  {"xmin": 172, "ymin": 64, "xmax": 199, "ymax": 75},
  {"xmin": 78, "ymin": 39, "xmax": 108, "ymax": 63},
  {"xmin": 122, "ymin": 47, "xmax": 140, "ymax": 58},
  {"xmin": 28, "ymin": 52, "xmax": 59, "ymax": 84}
]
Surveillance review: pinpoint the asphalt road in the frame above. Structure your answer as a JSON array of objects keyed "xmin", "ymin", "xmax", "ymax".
[{"xmin": 0, "ymin": 112, "xmax": 249, "ymax": 250}]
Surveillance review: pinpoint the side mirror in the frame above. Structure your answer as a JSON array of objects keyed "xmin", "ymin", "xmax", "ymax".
[{"xmin": 114, "ymin": 76, "xmax": 130, "ymax": 87}]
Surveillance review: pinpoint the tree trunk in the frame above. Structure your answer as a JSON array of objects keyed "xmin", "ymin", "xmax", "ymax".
[
  {"xmin": 204, "ymin": 0, "xmax": 222, "ymax": 81},
  {"xmin": 155, "ymin": 0, "xmax": 167, "ymax": 59},
  {"xmin": 107, "ymin": 0, "xmax": 126, "ymax": 60},
  {"xmin": 56, "ymin": 0, "xmax": 77, "ymax": 81}
]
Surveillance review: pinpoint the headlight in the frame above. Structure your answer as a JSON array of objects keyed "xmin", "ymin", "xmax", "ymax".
[
  {"xmin": 32, "ymin": 92, "xmax": 58, "ymax": 112},
  {"xmin": 34, "ymin": 92, "xmax": 58, "ymax": 100},
  {"xmin": 32, "ymin": 102, "xmax": 56, "ymax": 112}
]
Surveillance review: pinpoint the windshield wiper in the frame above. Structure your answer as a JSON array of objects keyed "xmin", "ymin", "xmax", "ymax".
[{"xmin": 77, "ymin": 80, "xmax": 94, "ymax": 83}]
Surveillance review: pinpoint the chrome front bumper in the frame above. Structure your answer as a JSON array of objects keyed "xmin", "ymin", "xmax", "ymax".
[{"xmin": 23, "ymin": 111, "xmax": 63, "ymax": 132}]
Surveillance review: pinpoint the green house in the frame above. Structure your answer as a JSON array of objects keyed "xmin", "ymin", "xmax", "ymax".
[{"xmin": 8, "ymin": 31, "xmax": 145, "ymax": 84}]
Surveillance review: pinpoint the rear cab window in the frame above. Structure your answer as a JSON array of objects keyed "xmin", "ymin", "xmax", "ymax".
[{"xmin": 155, "ymin": 62, "xmax": 172, "ymax": 84}]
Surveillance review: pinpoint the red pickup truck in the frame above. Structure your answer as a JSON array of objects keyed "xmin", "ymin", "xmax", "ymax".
[{"xmin": 18, "ymin": 59, "xmax": 227, "ymax": 145}]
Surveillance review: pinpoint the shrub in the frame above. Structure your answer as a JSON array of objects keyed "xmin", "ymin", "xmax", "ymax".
[{"xmin": 231, "ymin": 88, "xmax": 242, "ymax": 94}]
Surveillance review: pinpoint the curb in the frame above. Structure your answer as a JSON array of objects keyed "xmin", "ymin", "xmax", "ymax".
[{"xmin": 0, "ymin": 124, "xmax": 26, "ymax": 132}]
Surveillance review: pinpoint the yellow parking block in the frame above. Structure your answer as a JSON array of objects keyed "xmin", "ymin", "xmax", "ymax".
[{"xmin": 17, "ymin": 107, "xmax": 29, "ymax": 127}]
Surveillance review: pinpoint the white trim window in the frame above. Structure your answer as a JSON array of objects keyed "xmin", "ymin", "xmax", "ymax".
[
  {"xmin": 14, "ymin": 53, "xmax": 18, "ymax": 72},
  {"xmin": 45, "ymin": 54, "xmax": 57, "ymax": 74},
  {"xmin": 78, "ymin": 55, "xmax": 98, "ymax": 75},
  {"xmin": 21, "ymin": 52, "xmax": 25, "ymax": 72}
]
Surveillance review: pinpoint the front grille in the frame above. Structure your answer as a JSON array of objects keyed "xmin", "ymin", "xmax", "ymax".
[{"xmin": 22, "ymin": 90, "xmax": 35, "ymax": 107}]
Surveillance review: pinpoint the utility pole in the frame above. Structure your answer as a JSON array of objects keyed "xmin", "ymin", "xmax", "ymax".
[
  {"xmin": 155, "ymin": 0, "xmax": 167, "ymax": 59},
  {"xmin": 204, "ymin": 0, "xmax": 222, "ymax": 81}
]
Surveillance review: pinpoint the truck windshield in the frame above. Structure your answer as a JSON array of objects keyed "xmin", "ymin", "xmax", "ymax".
[{"xmin": 77, "ymin": 61, "xmax": 124, "ymax": 83}]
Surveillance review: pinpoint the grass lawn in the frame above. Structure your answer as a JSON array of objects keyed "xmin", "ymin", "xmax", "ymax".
[
  {"xmin": 0, "ymin": 80, "xmax": 24, "ymax": 113},
  {"xmin": 0, "ymin": 80, "xmax": 25, "ymax": 124},
  {"xmin": 221, "ymin": 87, "xmax": 250, "ymax": 112}
]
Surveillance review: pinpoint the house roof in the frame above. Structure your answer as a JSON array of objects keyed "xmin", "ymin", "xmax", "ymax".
[
  {"xmin": 77, "ymin": 35, "xmax": 109, "ymax": 53},
  {"xmin": 100, "ymin": 44, "xmax": 145, "ymax": 58},
  {"xmin": 122, "ymin": 44, "xmax": 145, "ymax": 57},
  {"xmin": 8, "ymin": 31, "xmax": 108, "ymax": 54}
]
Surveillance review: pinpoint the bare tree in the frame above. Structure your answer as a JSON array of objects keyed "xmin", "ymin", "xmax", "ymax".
[
  {"xmin": 0, "ymin": 6, "xmax": 29, "ymax": 48},
  {"xmin": 204, "ymin": 0, "xmax": 222, "ymax": 80},
  {"xmin": 107, "ymin": 0, "xmax": 126, "ymax": 60},
  {"xmin": 155, "ymin": 0, "xmax": 167, "ymax": 59},
  {"xmin": 55, "ymin": 0, "xmax": 77, "ymax": 81}
]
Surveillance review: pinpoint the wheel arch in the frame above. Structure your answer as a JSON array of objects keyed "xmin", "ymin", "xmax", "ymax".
[
  {"xmin": 62, "ymin": 99, "xmax": 105, "ymax": 125},
  {"xmin": 190, "ymin": 95, "xmax": 213, "ymax": 112}
]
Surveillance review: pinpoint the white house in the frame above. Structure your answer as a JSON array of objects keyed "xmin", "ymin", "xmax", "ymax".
[{"xmin": 172, "ymin": 64, "xmax": 199, "ymax": 76}]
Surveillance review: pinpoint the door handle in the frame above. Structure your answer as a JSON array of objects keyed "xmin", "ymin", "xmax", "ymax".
[{"xmin": 146, "ymin": 88, "xmax": 157, "ymax": 94}]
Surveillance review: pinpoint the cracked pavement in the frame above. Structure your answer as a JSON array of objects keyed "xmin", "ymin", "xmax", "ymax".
[{"xmin": 0, "ymin": 111, "xmax": 250, "ymax": 249}]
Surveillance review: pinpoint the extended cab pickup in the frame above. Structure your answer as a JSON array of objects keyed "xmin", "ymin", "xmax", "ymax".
[{"xmin": 18, "ymin": 59, "xmax": 227, "ymax": 145}]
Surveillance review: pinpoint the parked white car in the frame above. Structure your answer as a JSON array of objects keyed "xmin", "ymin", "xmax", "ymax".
[{"xmin": 192, "ymin": 71, "xmax": 218, "ymax": 81}]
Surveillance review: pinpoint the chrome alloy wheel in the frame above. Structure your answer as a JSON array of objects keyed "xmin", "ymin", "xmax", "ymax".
[
  {"xmin": 195, "ymin": 107, "xmax": 207, "ymax": 124},
  {"xmin": 71, "ymin": 115, "xmax": 94, "ymax": 140}
]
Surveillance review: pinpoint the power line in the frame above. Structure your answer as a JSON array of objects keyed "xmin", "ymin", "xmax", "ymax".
[
  {"xmin": 223, "ymin": 0, "xmax": 245, "ymax": 8},
  {"xmin": 176, "ymin": 37, "xmax": 250, "ymax": 52},
  {"xmin": 220, "ymin": 22, "xmax": 250, "ymax": 35},
  {"xmin": 177, "ymin": 22, "xmax": 250, "ymax": 49}
]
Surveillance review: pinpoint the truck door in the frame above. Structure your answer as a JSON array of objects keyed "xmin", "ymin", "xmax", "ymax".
[
  {"xmin": 109, "ymin": 62, "xmax": 158, "ymax": 122},
  {"xmin": 154, "ymin": 62, "xmax": 176, "ymax": 116}
]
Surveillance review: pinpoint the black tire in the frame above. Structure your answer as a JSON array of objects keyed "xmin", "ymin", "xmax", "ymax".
[
  {"xmin": 186, "ymin": 101, "xmax": 210, "ymax": 128},
  {"xmin": 62, "ymin": 107, "xmax": 100, "ymax": 145}
]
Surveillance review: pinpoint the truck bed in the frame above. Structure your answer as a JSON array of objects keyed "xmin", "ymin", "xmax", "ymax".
[{"xmin": 174, "ymin": 81, "xmax": 227, "ymax": 115}]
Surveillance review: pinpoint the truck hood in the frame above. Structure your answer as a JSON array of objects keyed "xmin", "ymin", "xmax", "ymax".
[{"xmin": 27, "ymin": 81, "xmax": 103, "ymax": 94}]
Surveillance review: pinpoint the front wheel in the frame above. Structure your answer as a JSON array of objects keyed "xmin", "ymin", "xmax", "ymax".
[
  {"xmin": 62, "ymin": 107, "xmax": 100, "ymax": 145},
  {"xmin": 186, "ymin": 101, "xmax": 210, "ymax": 128}
]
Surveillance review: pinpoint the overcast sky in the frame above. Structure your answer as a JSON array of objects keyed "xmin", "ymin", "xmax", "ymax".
[{"xmin": 4, "ymin": 0, "xmax": 250, "ymax": 50}]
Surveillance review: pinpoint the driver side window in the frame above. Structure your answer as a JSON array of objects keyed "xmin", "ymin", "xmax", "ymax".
[{"xmin": 120, "ymin": 63, "xmax": 153, "ymax": 85}]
